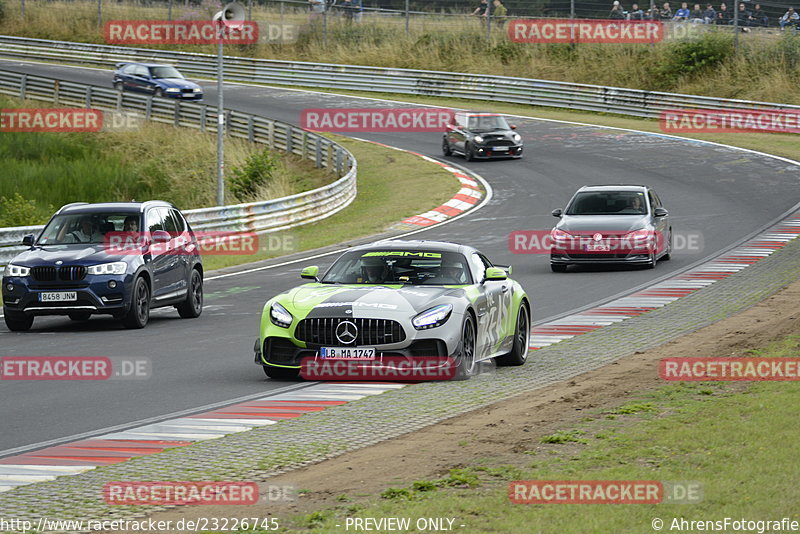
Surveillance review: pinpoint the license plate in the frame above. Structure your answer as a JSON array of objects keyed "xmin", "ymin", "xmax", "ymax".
[
  {"xmin": 320, "ymin": 347, "xmax": 376, "ymax": 360},
  {"xmin": 585, "ymin": 243, "xmax": 610, "ymax": 252},
  {"xmin": 39, "ymin": 292, "xmax": 77, "ymax": 302},
  {"xmin": 492, "ymin": 146, "xmax": 509, "ymax": 151}
]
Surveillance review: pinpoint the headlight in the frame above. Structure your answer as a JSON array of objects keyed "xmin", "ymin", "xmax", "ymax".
[
  {"xmin": 412, "ymin": 304, "xmax": 453, "ymax": 330},
  {"xmin": 512, "ymin": 133, "xmax": 522, "ymax": 142},
  {"xmin": 625, "ymin": 229, "xmax": 652, "ymax": 241},
  {"xmin": 193, "ymin": 88, "xmax": 202, "ymax": 93},
  {"xmin": 87, "ymin": 262, "xmax": 127, "ymax": 275},
  {"xmin": 165, "ymin": 88, "xmax": 181, "ymax": 93},
  {"xmin": 473, "ymin": 135, "xmax": 484, "ymax": 144},
  {"xmin": 550, "ymin": 229, "xmax": 572, "ymax": 241},
  {"xmin": 270, "ymin": 302, "xmax": 293, "ymax": 328},
  {"xmin": 6, "ymin": 264, "xmax": 30, "ymax": 277}
]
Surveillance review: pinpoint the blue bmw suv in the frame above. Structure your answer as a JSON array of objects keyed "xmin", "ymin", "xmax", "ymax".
[{"xmin": 2, "ymin": 201, "xmax": 203, "ymax": 331}]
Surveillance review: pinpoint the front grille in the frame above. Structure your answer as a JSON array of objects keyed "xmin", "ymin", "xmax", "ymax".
[
  {"xmin": 487, "ymin": 140, "xmax": 513, "ymax": 147},
  {"xmin": 295, "ymin": 317, "xmax": 406, "ymax": 346},
  {"xmin": 31, "ymin": 265, "xmax": 87, "ymax": 282}
]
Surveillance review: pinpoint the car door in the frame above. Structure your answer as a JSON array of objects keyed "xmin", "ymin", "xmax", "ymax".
[
  {"xmin": 450, "ymin": 112, "xmax": 468, "ymax": 153},
  {"xmin": 134, "ymin": 66, "xmax": 155, "ymax": 94},
  {"xmin": 648, "ymin": 190, "xmax": 669, "ymax": 255},
  {"xmin": 165, "ymin": 208, "xmax": 192, "ymax": 295},
  {"xmin": 468, "ymin": 252, "xmax": 509, "ymax": 360},
  {"xmin": 145, "ymin": 208, "xmax": 178, "ymax": 300},
  {"xmin": 120, "ymin": 65, "xmax": 139, "ymax": 91}
]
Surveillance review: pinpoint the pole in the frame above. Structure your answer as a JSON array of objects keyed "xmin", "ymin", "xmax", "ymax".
[
  {"xmin": 405, "ymin": 0, "xmax": 409, "ymax": 36},
  {"xmin": 20, "ymin": 0, "xmax": 24, "ymax": 19},
  {"xmin": 570, "ymin": 0, "xmax": 574, "ymax": 18},
  {"xmin": 247, "ymin": 0, "xmax": 252, "ymax": 20},
  {"xmin": 733, "ymin": 2, "xmax": 739, "ymax": 53},
  {"xmin": 168, "ymin": 0, "xmax": 173, "ymax": 21},
  {"xmin": 486, "ymin": 2, "xmax": 491, "ymax": 43},
  {"xmin": 216, "ymin": 35, "xmax": 225, "ymax": 206},
  {"xmin": 323, "ymin": 7, "xmax": 328, "ymax": 46},
  {"xmin": 97, "ymin": 0, "xmax": 102, "ymax": 28}
]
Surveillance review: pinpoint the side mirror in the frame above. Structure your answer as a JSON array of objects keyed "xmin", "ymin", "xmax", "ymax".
[
  {"xmin": 301, "ymin": 265, "xmax": 319, "ymax": 280},
  {"xmin": 551, "ymin": 208, "xmax": 563, "ymax": 217},
  {"xmin": 653, "ymin": 207, "xmax": 669, "ymax": 217},
  {"xmin": 510, "ymin": 124, "xmax": 517, "ymax": 130},
  {"xmin": 151, "ymin": 230, "xmax": 171, "ymax": 243},
  {"xmin": 22, "ymin": 235, "xmax": 35, "ymax": 246},
  {"xmin": 483, "ymin": 266, "xmax": 507, "ymax": 282}
]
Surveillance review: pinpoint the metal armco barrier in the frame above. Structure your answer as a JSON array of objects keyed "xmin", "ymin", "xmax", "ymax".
[
  {"xmin": 0, "ymin": 68, "xmax": 357, "ymax": 269},
  {"xmin": 1, "ymin": 35, "xmax": 800, "ymax": 118}
]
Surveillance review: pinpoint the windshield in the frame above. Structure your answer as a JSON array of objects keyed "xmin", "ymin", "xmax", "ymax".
[
  {"xmin": 37, "ymin": 212, "xmax": 141, "ymax": 245},
  {"xmin": 565, "ymin": 191, "xmax": 647, "ymax": 216},
  {"xmin": 321, "ymin": 250, "xmax": 472, "ymax": 285},
  {"xmin": 150, "ymin": 66, "xmax": 184, "ymax": 79},
  {"xmin": 467, "ymin": 115, "xmax": 509, "ymax": 132}
]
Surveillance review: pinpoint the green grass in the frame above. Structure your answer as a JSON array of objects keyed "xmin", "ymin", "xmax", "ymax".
[
  {"xmin": 263, "ymin": 334, "xmax": 800, "ymax": 533},
  {"xmin": 0, "ymin": 96, "xmax": 332, "ymax": 226}
]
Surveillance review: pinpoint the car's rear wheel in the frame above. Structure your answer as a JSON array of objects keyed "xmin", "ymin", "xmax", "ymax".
[
  {"xmin": 442, "ymin": 139, "xmax": 452, "ymax": 156},
  {"xmin": 114, "ymin": 81, "xmax": 123, "ymax": 92},
  {"xmin": 69, "ymin": 312, "xmax": 91, "ymax": 321},
  {"xmin": 263, "ymin": 366, "xmax": 300, "ymax": 380},
  {"xmin": 454, "ymin": 314, "xmax": 477, "ymax": 380},
  {"xmin": 550, "ymin": 263, "xmax": 568, "ymax": 273},
  {"xmin": 4, "ymin": 311, "xmax": 33, "ymax": 332},
  {"xmin": 495, "ymin": 304, "xmax": 529, "ymax": 367},
  {"xmin": 122, "ymin": 277, "xmax": 150, "ymax": 329},
  {"xmin": 177, "ymin": 269, "xmax": 203, "ymax": 319}
]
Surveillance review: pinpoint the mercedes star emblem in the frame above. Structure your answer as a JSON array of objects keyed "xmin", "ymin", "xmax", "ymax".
[{"xmin": 335, "ymin": 320, "xmax": 358, "ymax": 345}]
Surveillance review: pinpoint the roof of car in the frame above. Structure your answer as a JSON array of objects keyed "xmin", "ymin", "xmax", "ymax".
[
  {"xmin": 578, "ymin": 185, "xmax": 648, "ymax": 192},
  {"xmin": 118, "ymin": 63, "xmax": 175, "ymax": 68},
  {"xmin": 349, "ymin": 240, "xmax": 470, "ymax": 254},
  {"xmin": 56, "ymin": 201, "xmax": 174, "ymax": 214},
  {"xmin": 460, "ymin": 112, "xmax": 502, "ymax": 117}
]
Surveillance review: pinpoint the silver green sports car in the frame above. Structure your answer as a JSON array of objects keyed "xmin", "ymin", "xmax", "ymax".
[{"xmin": 254, "ymin": 240, "xmax": 531, "ymax": 381}]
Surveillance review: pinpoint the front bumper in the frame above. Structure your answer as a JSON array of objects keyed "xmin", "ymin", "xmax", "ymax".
[
  {"xmin": 2, "ymin": 274, "xmax": 133, "ymax": 316},
  {"xmin": 473, "ymin": 144, "xmax": 523, "ymax": 159},
  {"xmin": 165, "ymin": 91, "xmax": 203, "ymax": 100},
  {"xmin": 550, "ymin": 251, "xmax": 653, "ymax": 265}
]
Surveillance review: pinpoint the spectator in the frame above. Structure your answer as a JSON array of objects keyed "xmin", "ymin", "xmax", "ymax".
[
  {"xmin": 690, "ymin": 3, "xmax": 704, "ymax": 21},
  {"xmin": 779, "ymin": 7, "xmax": 799, "ymax": 30},
  {"xmin": 308, "ymin": 0, "xmax": 325, "ymax": 23},
  {"xmin": 716, "ymin": 2, "xmax": 729, "ymax": 23},
  {"xmin": 660, "ymin": 2, "xmax": 673, "ymax": 18},
  {"xmin": 736, "ymin": 2, "xmax": 751, "ymax": 27},
  {"xmin": 490, "ymin": 0, "xmax": 507, "ymax": 24},
  {"xmin": 750, "ymin": 3, "xmax": 767, "ymax": 26},
  {"xmin": 610, "ymin": 1, "xmax": 626, "ymax": 19},
  {"xmin": 647, "ymin": 7, "xmax": 661, "ymax": 19},
  {"xmin": 628, "ymin": 2, "xmax": 645, "ymax": 18},
  {"xmin": 673, "ymin": 1, "xmax": 690, "ymax": 19},
  {"xmin": 703, "ymin": 3, "xmax": 716, "ymax": 22},
  {"xmin": 471, "ymin": 0, "xmax": 489, "ymax": 16}
]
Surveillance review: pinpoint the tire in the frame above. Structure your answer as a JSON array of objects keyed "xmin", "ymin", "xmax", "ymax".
[
  {"xmin": 661, "ymin": 229, "xmax": 673, "ymax": 261},
  {"xmin": 454, "ymin": 314, "xmax": 477, "ymax": 380},
  {"xmin": 4, "ymin": 311, "xmax": 33, "ymax": 332},
  {"xmin": 644, "ymin": 251, "xmax": 657, "ymax": 269},
  {"xmin": 550, "ymin": 263, "xmax": 568, "ymax": 273},
  {"xmin": 122, "ymin": 276, "xmax": 150, "ymax": 329},
  {"xmin": 263, "ymin": 366, "xmax": 300, "ymax": 380},
  {"xmin": 495, "ymin": 303, "xmax": 530, "ymax": 367},
  {"xmin": 442, "ymin": 138, "xmax": 452, "ymax": 156},
  {"xmin": 69, "ymin": 312, "xmax": 91, "ymax": 321},
  {"xmin": 464, "ymin": 143, "xmax": 475, "ymax": 162},
  {"xmin": 177, "ymin": 269, "xmax": 203, "ymax": 319},
  {"xmin": 114, "ymin": 81, "xmax": 124, "ymax": 92}
]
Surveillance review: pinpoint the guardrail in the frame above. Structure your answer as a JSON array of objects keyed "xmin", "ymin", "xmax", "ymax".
[
  {"xmin": 1, "ymin": 35, "xmax": 800, "ymax": 119},
  {"xmin": 0, "ymin": 68, "xmax": 357, "ymax": 269}
]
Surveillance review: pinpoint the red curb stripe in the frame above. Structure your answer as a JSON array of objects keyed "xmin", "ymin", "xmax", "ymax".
[{"xmin": 452, "ymin": 194, "xmax": 479, "ymax": 204}]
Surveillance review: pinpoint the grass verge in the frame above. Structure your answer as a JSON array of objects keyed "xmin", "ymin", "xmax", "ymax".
[{"xmin": 271, "ymin": 334, "xmax": 800, "ymax": 533}]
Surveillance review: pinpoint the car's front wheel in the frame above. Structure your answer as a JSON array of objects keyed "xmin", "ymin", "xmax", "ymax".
[
  {"xmin": 661, "ymin": 229, "xmax": 673, "ymax": 261},
  {"xmin": 464, "ymin": 143, "xmax": 475, "ymax": 162},
  {"xmin": 122, "ymin": 276, "xmax": 150, "ymax": 329},
  {"xmin": 177, "ymin": 269, "xmax": 203, "ymax": 319},
  {"xmin": 4, "ymin": 311, "xmax": 33, "ymax": 332},
  {"xmin": 495, "ymin": 303, "xmax": 529, "ymax": 367},
  {"xmin": 263, "ymin": 366, "xmax": 300, "ymax": 380},
  {"xmin": 454, "ymin": 314, "xmax": 477, "ymax": 380}
]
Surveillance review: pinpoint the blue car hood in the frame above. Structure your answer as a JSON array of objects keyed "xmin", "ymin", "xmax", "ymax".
[{"xmin": 11, "ymin": 245, "xmax": 120, "ymax": 267}]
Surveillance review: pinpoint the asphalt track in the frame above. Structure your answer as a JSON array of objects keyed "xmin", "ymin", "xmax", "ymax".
[{"xmin": 2, "ymin": 58, "xmax": 799, "ymax": 454}]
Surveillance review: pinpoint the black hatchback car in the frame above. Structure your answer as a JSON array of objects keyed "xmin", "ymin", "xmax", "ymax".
[
  {"xmin": 443, "ymin": 112, "xmax": 523, "ymax": 161},
  {"xmin": 2, "ymin": 201, "xmax": 203, "ymax": 331},
  {"xmin": 113, "ymin": 62, "xmax": 204, "ymax": 100}
]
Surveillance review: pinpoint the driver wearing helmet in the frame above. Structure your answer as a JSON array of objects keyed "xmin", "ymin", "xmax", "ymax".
[
  {"xmin": 360, "ymin": 257, "xmax": 390, "ymax": 284},
  {"xmin": 439, "ymin": 258, "xmax": 465, "ymax": 284}
]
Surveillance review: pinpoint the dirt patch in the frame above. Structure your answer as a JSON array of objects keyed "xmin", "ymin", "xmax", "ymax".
[{"xmin": 144, "ymin": 279, "xmax": 800, "ymax": 525}]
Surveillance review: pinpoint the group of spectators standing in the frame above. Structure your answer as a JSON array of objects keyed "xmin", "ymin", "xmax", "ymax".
[
  {"xmin": 308, "ymin": 0, "xmax": 363, "ymax": 23},
  {"xmin": 471, "ymin": 0, "xmax": 508, "ymax": 23},
  {"xmin": 610, "ymin": 0, "xmax": 799, "ymax": 28}
]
